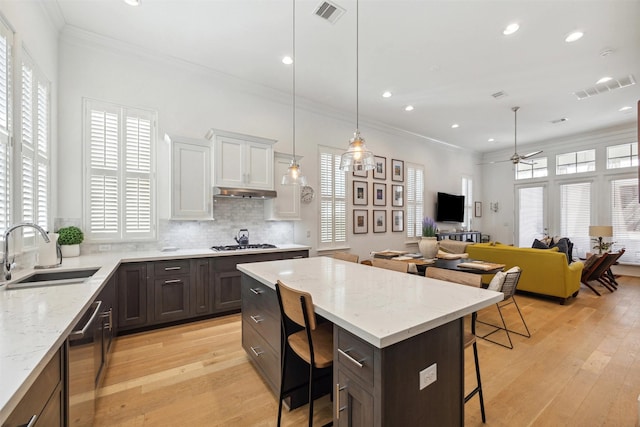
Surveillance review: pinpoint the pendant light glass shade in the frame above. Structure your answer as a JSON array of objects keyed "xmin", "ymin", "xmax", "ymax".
[
  {"xmin": 340, "ymin": 0, "xmax": 374, "ymax": 172},
  {"xmin": 281, "ymin": 0, "xmax": 307, "ymax": 186},
  {"xmin": 340, "ymin": 130, "xmax": 375, "ymax": 171}
]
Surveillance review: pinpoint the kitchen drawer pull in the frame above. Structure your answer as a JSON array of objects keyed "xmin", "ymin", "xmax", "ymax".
[
  {"xmin": 164, "ymin": 266, "xmax": 181, "ymax": 271},
  {"xmin": 250, "ymin": 346, "xmax": 264, "ymax": 357},
  {"xmin": 164, "ymin": 279, "xmax": 182, "ymax": 284},
  {"xmin": 338, "ymin": 348, "xmax": 365, "ymax": 368},
  {"xmin": 292, "ymin": 256, "xmax": 304, "ymax": 259},
  {"xmin": 250, "ymin": 315, "xmax": 264, "ymax": 323},
  {"xmin": 70, "ymin": 300, "xmax": 103, "ymax": 340},
  {"xmin": 21, "ymin": 414, "xmax": 37, "ymax": 427},
  {"xmin": 335, "ymin": 383, "xmax": 347, "ymax": 420},
  {"xmin": 249, "ymin": 287, "xmax": 263, "ymax": 295}
]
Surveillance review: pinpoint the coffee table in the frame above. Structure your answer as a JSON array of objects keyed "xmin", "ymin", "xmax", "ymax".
[{"xmin": 431, "ymin": 258, "xmax": 505, "ymax": 275}]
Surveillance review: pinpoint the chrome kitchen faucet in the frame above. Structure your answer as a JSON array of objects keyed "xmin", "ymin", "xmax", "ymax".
[{"xmin": 3, "ymin": 223, "xmax": 50, "ymax": 280}]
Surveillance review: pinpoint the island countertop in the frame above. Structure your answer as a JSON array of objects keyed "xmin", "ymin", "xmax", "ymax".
[{"xmin": 237, "ymin": 256, "xmax": 503, "ymax": 348}]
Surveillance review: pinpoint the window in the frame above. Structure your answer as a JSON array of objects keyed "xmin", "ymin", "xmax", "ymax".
[
  {"xmin": 0, "ymin": 18, "xmax": 12, "ymax": 235},
  {"xmin": 556, "ymin": 149, "xmax": 595, "ymax": 175},
  {"xmin": 607, "ymin": 143, "xmax": 638, "ymax": 169},
  {"xmin": 83, "ymin": 99, "xmax": 156, "ymax": 242},
  {"xmin": 318, "ymin": 145, "xmax": 345, "ymax": 247},
  {"xmin": 515, "ymin": 157, "xmax": 548, "ymax": 180},
  {"xmin": 461, "ymin": 176, "xmax": 472, "ymax": 230},
  {"xmin": 406, "ymin": 162, "xmax": 424, "ymax": 238},
  {"xmin": 559, "ymin": 182, "xmax": 591, "ymax": 258},
  {"xmin": 20, "ymin": 54, "xmax": 50, "ymax": 242},
  {"xmin": 611, "ymin": 178, "xmax": 640, "ymax": 264},
  {"xmin": 517, "ymin": 185, "xmax": 546, "ymax": 247}
]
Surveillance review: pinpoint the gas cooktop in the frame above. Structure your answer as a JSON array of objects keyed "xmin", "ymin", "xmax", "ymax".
[{"xmin": 210, "ymin": 243, "xmax": 277, "ymax": 251}]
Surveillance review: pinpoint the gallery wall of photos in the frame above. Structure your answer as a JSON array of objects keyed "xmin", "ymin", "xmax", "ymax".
[{"xmin": 352, "ymin": 156, "xmax": 405, "ymax": 234}]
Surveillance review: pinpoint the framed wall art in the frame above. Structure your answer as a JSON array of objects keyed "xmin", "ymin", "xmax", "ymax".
[
  {"xmin": 392, "ymin": 210, "xmax": 404, "ymax": 232},
  {"xmin": 391, "ymin": 159, "xmax": 404, "ymax": 182},
  {"xmin": 353, "ymin": 165, "xmax": 368, "ymax": 178},
  {"xmin": 353, "ymin": 209, "xmax": 368, "ymax": 234},
  {"xmin": 373, "ymin": 210, "xmax": 386, "ymax": 233},
  {"xmin": 392, "ymin": 185, "xmax": 404, "ymax": 207},
  {"xmin": 475, "ymin": 201, "xmax": 482, "ymax": 217},
  {"xmin": 373, "ymin": 156, "xmax": 386, "ymax": 180},
  {"xmin": 373, "ymin": 182, "xmax": 386, "ymax": 206},
  {"xmin": 353, "ymin": 180, "xmax": 368, "ymax": 205}
]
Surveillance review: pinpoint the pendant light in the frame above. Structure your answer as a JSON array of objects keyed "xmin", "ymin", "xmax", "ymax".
[
  {"xmin": 339, "ymin": 0, "xmax": 375, "ymax": 172},
  {"xmin": 282, "ymin": 0, "xmax": 307, "ymax": 186}
]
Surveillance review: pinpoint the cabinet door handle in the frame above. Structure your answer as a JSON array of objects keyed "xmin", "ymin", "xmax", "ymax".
[
  {"xmin": 164, "ymin": 266, "xmax": 181, "ymax": 271},
  {"xmin": 70, "ymin": 300, "xmax": 103, "ymax": 340},
  {"xmin": 19, "ymin": 414, "xmax": 37, "ymax": 427},
  {"xmin": 338, "ymin": 348, "xmax": 364, "ymax": 368},
  {"xmin": 250, "ymin": 315, "xmax": 264, "ymax": 323},
  {"xmin": 250, "ymin": 287, "xmax": 263, "ymax": 295},
  {"xmin": 292, "ymin": 256, "xmax": 304, "ymax": 259},
  {"xmin": 164, "ymin": 279, "xmax": 182, "ymax": 284},
  {"xmin": 250, "ymin": 346, "xmax": 264, "ymax": 357},
  {"xmin": 335, "ymin": 383, "xmax": 347, "ymax": 420},
  {"xmin": 100, "ymin": 308, "xmax": 114, "ymax": 331}
]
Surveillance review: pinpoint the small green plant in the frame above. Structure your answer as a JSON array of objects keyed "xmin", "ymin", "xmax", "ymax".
[{"xmin": 57, "ymin": 226, "xmax": 84, "ymax": 245}]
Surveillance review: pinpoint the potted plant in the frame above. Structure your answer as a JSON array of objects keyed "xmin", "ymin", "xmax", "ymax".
[
  {"xmin": 418, "ymin": 217, "xmax": 439, "ymax": 259},
  {"xmin": 592, "ymin": 237, "xmax": 616, "ymax": 255},
  {"xmin": 57, "ymin": 226, "xmax": 84, "ymax": 257}
]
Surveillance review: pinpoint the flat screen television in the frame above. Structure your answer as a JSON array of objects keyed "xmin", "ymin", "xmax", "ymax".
[{"xmin": 436, "ymin": 192, "xmax": 465, "ymax": 223}]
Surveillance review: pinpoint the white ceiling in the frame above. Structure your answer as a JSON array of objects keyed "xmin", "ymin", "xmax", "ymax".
[{"xmin": 51, "ymin": 0, "xmax": 640, "ymax": 153}]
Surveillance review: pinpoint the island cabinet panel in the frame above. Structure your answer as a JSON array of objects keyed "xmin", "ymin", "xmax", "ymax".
[
  {"xmin": 3, "ymin": 346, "xmax": 64, "ymax": 427},
  {"xmin": 334, "ymin": 321, "xmax": 464, "ymax": 426},
  {"xmin": 117, "ymin": 263, "xmax": 148, "ymax": 329}
]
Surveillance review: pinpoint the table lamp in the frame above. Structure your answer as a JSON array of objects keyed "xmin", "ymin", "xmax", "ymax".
[{"xmin": 589, "ymin": 225, "xmax": 613, "ymax": 255}]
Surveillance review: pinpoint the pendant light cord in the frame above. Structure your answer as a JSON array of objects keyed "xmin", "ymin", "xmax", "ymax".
[
  {"xmin": 356, "ymin": 0, "xmax": 359, "ymax": 131},
  {"xmin": 513, "ymin": 106, "xmax": 518, "ymax": 153},
  {"xmin": 292, "ymin": 0, "xmax": 296, "ymax": 160}
]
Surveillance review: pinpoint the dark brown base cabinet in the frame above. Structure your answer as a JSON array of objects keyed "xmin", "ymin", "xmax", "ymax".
[
  {"xmin": 3, "ymin": 347, "xmax": 65, "ymax": 427},
  {"xmin": 118, "ymin": 250, "xmax": 309, "ymax": 333}
]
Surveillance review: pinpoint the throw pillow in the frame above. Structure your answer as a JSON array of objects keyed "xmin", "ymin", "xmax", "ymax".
[
  {"xmin": 532, "ymin": 238, "xmax": 549, "ymax": 249},
  {"xmin": 550, "ymin": 238, "xmax": 571, "ymax": 264},
  {"xmin": 487, "ymin": 271, "xmax": 506, "ymax": 291}
]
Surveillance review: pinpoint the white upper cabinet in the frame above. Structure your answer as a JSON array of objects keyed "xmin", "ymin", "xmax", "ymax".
[
  {"xmin": 171, "ymin": 136, "xmax": 212, "ymax": 220},
  {"xmin": 211, "ymin": 129, "xmax": 276, "ymax": 190},
  {"xmin": 264, "ymin": 152, "xmax": 302, "ymax": 220}
]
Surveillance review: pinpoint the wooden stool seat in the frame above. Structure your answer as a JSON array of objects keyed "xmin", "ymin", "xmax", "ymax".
[{"xmin": 288, "ymin": 322, "xmax": 333, "ymax": 369}]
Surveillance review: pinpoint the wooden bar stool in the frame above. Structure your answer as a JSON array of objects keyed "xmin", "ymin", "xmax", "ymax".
[
  {"xmin": 332, "ymin": 252, "xmax": 359, "ymax": 263},
  {"xmin": 275, "ymin": 280, "xmax": 333, "ymax": 427},
  {"xmin": 426, "ymin": 267, "xmax": 486, "ymax": 423},
  {"xmin": 371, "ymin": 258, "xmax": 409, "ymax": 273}
]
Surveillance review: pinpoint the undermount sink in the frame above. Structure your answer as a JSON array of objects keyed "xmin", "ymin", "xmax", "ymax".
[{"xmin": 5, "ymin": 267, "xmax": 100, "ymax": 289}]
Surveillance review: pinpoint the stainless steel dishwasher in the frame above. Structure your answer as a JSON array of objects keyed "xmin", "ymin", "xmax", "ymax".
[{"xmin": 68, "ymin": 300, "xmax": 102, "ymax": 427}]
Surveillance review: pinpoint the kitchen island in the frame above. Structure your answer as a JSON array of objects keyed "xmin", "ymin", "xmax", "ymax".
[{"xmin": 238, "ymin": 256, "xmax": 503, "ymax": 426}]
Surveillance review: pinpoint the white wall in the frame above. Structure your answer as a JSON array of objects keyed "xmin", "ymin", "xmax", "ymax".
[{"xmin": 57, "ymin": 28, "xmax": 483, "ymax": 259}]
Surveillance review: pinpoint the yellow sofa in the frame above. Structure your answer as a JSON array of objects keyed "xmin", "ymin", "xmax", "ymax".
[{"xmin": 466, "ymin": 242, "xmax": 584, "ymax": 304}]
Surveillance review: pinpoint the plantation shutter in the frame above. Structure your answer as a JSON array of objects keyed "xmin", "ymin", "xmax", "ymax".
[
  {"xmin": 517, "ymin": 185, "xmax": 546, "ymax": 247},
  {"xmin": 406, "ymin": 162, "xmax": 424, "ymax": 238},
  {"xmin": 0, "ymin": 20, "xmax": 10, "ymax": 236},
  {"xmin": 319, "ymin": 146, "xmax": 346, "ymax": 247},
  {"xmin": 559, "ymin": 182, "xmax": 591, "ymax": 258},
  {"xmin": 84, "ymin": 99, "xmax": 156, "ymax": 241},
  {"xmin": 611, "ymin": 178, "xmax": 640, "ymax": 263},
  {"xmin": 20, "ymin": 62, "xmax": 33, "ymax": 237}
]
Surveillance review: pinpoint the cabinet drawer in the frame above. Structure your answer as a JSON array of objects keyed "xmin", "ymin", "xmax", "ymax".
[
  {"xmin": 214, "ymin": 253, "xmax": 282, "ymax": 272},
  {"xmin": 241, "ymin": 282, "xmax": 278, "ymax": 318},
  {"xmin": 242, "ymin": 320, "xmax": 279, "ymax": 392},
  {"xmin": 5, "ymin": 348, "xmax": 62, "ymax": 427},
  {"xmin": 153, "ymin": 260, "xmax": 190, "ymax": 277},
  {"xmin": 336, "ymin": 328, "xmax": 375, "ymax": 387},
  {"xmin": 242, "ymin": 308, "xmax": 280, "ymax": 350},
  {"xmin": 281, "ymin": 250, "xmax": 309, "ymax": 260}
]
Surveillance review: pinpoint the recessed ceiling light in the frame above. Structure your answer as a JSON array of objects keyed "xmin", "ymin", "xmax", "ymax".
[
  {"xmin": 619, "ymin": 106, "xmax": 632, "ymax": 112},
  {"xmin": 405, "ymin": 105, "xmax": 414, "ymax": 111},
  {"xmin": 282, "ymin": 56, "xmax": 293, "ymax": 65},
  {"xmin": 596, "ymin": 76, "xmax": 612, "ymax": 84},
  {"xmin": 382, "ymin": 91, "xmax": 392, "ymax": 98},
  {"xmin": 123, "ymin": 0, "xmax": 141, "ymax": 5},
  {"xmin": 565, "ymin": 31, "xmax": 584, "ymax": 43},
  {"xmin": 451, "ymin": 124, "xmax": 459, "ymax": 129},
  {"xmin": 503, "ymin": 23, "xmax": 519, "ymax": 35},
  {"xmin": 488, "ymin": 138, "xmax": 495, "ymax": 142}
]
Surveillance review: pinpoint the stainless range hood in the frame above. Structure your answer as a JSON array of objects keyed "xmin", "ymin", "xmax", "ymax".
[{"xmin": 213, "ymin": 187, "xmax": 277, "ymax": 199}]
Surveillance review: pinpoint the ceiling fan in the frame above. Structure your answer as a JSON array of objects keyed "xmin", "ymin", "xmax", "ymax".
[{"xmin": 499, "ymin": 106, "xmax": 543, "ymax": 165}]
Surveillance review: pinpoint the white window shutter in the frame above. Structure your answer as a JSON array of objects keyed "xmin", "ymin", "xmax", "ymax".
[
  {"xmin": 560, "ymin": 182, "xmax": 591, "ymax": 257},
  {"xmin": 611, "ymin": 178, "xmax": 640, "ymax": 263},
  {"xmin": 319, "ymin": 147, "xmax": 346, "ymax": 246},
  {"xmin": 0, "ymin": 19, "xmax": 11, "ymax": 234},
  {"xmin": 406, "ymin": 163, "xmax": 424, "ymax": 238}
]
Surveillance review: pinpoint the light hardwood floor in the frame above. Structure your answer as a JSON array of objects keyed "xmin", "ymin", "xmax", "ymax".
[{"xmin": 94, "ymin": 277, "xmax": 640, "ymax": 426}]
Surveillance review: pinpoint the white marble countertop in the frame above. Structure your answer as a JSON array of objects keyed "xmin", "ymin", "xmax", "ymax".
[
  {"xmin": 238, "ymin": 256, "xmax": 503, "ymax": 348},
  {"xmin": 0, "ymin": 244, "xmax": 309, "ymax": 423}
]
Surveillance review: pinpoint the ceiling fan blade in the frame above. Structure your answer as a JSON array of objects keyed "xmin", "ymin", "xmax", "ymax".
[
  {"xmin": 518, "ymin": 159, "xmax": 534, "ymax": 166},
  {"xmin": 521, "ymin": 150, "xmax": 543, "ymax": 159},
  {"xmin": 477, "ymin": 158, "xmax": 512, "ymax": 165}
]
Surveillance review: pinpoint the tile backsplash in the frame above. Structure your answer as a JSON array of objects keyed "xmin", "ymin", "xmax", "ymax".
[{"xmin": 59, "ymin": 197, "xmax": 296, "ymax": 254}]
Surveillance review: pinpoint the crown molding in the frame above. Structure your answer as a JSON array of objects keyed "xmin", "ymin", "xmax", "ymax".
[{"xmin": 38, "ymin": 0, "xmax": 66, "ymax": 31}]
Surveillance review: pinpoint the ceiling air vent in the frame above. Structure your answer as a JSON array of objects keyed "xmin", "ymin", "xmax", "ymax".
[
  {"xmin": 491, "ymin": 91, "xmax": 508, "ymax": 99},
  {"xmin": 573, "ymin": 74, "xmax": 636, "ymax": 100},
  {"xmin": 314, "ymin": 0, "xmax": 345, "ymax": 24},
  {"xmin": 550, "ymin": 117, "xmax": 569, "ymax": 124}
]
